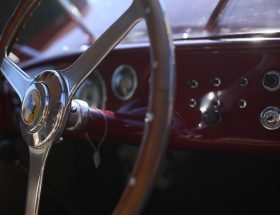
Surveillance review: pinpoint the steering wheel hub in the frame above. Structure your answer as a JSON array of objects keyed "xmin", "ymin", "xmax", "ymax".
[
  {"xmin": 20, "ymin": 70, "xmax": 69, "ymax": 148},
  {"xmin": 21, "ymin": 82, "xmax": 49, "ymax": 132},
  {"xmin": 22, "ymin": 88, "xmax": 41, "ymax": 124}
]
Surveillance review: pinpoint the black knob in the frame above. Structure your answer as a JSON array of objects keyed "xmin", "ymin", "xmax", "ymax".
[
  {"xmin": 263, "ymin": 71, "xmax": 280, "ymax": 92},
  {"xmin": 202, "ymin": 110, "xmax": 221, "ymax": 125}
]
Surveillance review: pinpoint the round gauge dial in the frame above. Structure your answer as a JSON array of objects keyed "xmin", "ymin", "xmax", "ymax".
[
  {"xmin": 75, "ymin": 71, "xmax": 106, "ymax": 109},
  {"xmin": 112, "ymin": 65, "xmax": 138, "ymax": 100}
]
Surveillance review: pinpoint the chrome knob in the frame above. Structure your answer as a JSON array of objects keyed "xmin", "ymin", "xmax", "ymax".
[{"xmin": 260, "ymin": 106, "xmax": 280, "ymax": 130}]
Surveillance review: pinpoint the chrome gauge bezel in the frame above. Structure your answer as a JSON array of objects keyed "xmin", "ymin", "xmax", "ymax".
[
  {"xmin": 75, "ymin": 70, "xmax": 107, "ymax": 109},
  {"xmin": 111, "ymin": 65, "xmax": 138, "ymax": 101}
]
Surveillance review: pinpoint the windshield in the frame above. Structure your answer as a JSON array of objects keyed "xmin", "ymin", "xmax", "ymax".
[
  {"xmin": 66, "ymin": 0, "xmax": 280, "ymax": 39},
  {"xmin": 2, "ymin": 0, "xmax": 280, "ymax": 61}
]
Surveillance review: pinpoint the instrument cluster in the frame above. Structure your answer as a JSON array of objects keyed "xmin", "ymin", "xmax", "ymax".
[
  {"xmin": 75, "ymin": 65, "xmax": 138, "ymax": 109},
  {"xmin": 18, "ymin": 41, "xmax": 280, "ymax": 153}
]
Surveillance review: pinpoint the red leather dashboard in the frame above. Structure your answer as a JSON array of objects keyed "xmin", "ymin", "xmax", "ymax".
[{"xmin": 2, "ymin": 38, "xmax": 280, "ymax": 154}]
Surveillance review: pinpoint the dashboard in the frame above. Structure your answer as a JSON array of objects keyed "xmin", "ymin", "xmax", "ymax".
[{"xmin": 3, "ymin": 38, "xmax": 280, "ymax": 154}]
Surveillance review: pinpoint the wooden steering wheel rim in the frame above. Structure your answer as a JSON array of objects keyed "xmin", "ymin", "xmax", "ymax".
[{"xmin": 0, "ymin": 1, "xmax": 175, "ymax": 214}]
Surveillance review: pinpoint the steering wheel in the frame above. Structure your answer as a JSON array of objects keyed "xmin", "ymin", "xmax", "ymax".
[{"xmin": 0, "ymin": 0, "xmax": 175, "ymax": 214}]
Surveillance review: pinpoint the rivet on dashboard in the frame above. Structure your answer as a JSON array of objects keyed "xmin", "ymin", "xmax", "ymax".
[
  {"xmin": 188, "ymin": 98, "xmax": 197, "ymax": 108},
  {"xmin": 239, "ymin": 99, "xmax": 247, "ymax": 109},
  {"xmin": 239, "ymin": 77, "xmax": 248, "ymax": 87},
  {"xmin": 129, "ymin": 177, "xmax": 136, "ymax": 187},
  {"xmin": 145, "ymin": 112, "xmax": 154, "ymax": 123},
  {"xmin": 210, "ymin": 77, "xmax": 221, "ymax": 87},
  {"xmin": 187, "ymin": 80, "xmax": 198, "ymax": 89}
]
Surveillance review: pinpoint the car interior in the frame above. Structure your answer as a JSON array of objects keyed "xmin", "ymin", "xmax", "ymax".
[{"xmin": 1, "ymin": 0, "xmax": 280, "ymax": 215}]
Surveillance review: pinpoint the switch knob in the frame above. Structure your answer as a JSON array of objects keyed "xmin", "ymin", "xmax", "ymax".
[{"xmin": 260, "ymin": 106, "xmax": 280, "ymax": 130}]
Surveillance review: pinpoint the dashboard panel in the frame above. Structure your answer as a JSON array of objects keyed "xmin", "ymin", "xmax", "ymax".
[
  {"xmin": 175, "ymin": 41, "xmax": 280, "ymax": 153},
  {"xmin": 17, "ymin": 39, "xmax": 280, "ymax": 154}
]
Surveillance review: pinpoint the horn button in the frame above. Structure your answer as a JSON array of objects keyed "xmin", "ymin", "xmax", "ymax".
[
  {"xmin": 21, "ymin": 83, "xmax": 48, "ymax": 130},
  {"xmin": 22, "ymin": 89, "xmax": 41, "ymax": 124},
  {"xmin": 20, "ymin": 70, "xmax": 68, "ymax": 148}
]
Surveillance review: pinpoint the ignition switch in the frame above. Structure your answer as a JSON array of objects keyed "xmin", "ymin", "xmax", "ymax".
[{"xmin": 260, "ymin": 106, "xmax": 280, "ymax": 130}]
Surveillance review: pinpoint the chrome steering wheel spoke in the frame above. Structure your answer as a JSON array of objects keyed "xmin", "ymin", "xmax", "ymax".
[
  {"xmin": 60, "ymin": 0, "xmax": 144, "ymax": 99},
  {"xmin": 1, "ymin": 56, "xmax": 32, "ymax": 101},
  {"xmin": 25, "ymin": 145, "xmax": 52, "ymax": 215}
]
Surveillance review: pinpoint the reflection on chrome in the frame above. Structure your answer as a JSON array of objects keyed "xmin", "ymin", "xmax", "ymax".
[{"xmin": 200, "ymin": 91, "xmax": 215, "ymax": 113}]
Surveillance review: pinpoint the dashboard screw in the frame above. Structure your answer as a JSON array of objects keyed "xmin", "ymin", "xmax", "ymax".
[
  {"xmin": 239, "ymin": 77, "xmax": 248, "ymax": 87},
  {"xmin": 188, "ymin": 98, "xmax": 197, "ymax": 108},
  {"xmin": 187, "ymin": 80, "xmax": 198, "ymax": 89},
  {"xmin": 210, "ymin": 77, "xmax": 221, "ymax": 87},
  {"xmin": 239, "ymin": 99, "xmax": 247, "ymax": 109}
]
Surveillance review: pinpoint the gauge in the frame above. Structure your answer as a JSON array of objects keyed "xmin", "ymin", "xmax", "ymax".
[
  {"xmin": 112, "ymin": 65, "xmax": 138, "ymax": 100},
  {"xmin": 75, "ymin": 71, "xmax": 106, "ymax": 109}
]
